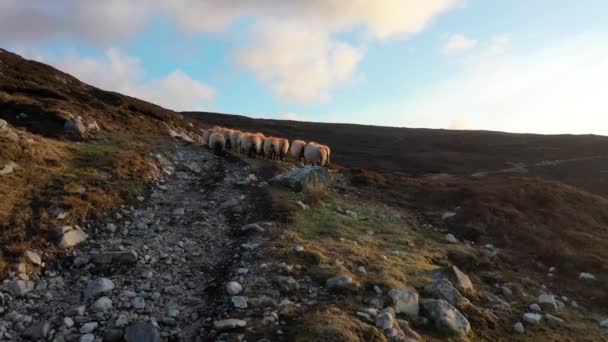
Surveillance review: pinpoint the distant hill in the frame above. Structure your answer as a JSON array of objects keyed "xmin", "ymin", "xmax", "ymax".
[{"xmin": 185, "ymin": 111, "xmax": 608, "ymax": 197}]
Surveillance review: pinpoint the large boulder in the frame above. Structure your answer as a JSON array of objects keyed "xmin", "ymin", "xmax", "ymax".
[
  {"xmin": 431, "ymin": 266, "xmax": 475, "ymax": 295},
  {"xmin": 424, "ymin": 279, "xmax": 468, "ymax": 306},
  {"xmin": 270, "ymin": 166, "xmax": 332, "ymax": 192},
  {"xmin": 388, "ymin": 288, "xmax": 420, "ymax": 318},
  {"xmin": 421, "ymin": 299, "xmax": 471, "ymax": 335},
  {"xmin": 64, "ymin": 116, "xmax": 87, "ymax": 140}
]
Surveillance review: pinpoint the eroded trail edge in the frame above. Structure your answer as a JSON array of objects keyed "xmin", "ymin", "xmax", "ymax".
[{"xmin": 1, "ymin": 143, "xmax": 273, "ymax": 341}]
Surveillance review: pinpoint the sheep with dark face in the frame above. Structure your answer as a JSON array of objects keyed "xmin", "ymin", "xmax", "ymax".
[
  {"xmin": 289, "ymin": 140, "xmax": 306, "ymax": 161},
  {"xmin": 209, "ymin": 132, "xmax": 226, "ymax": 155}
]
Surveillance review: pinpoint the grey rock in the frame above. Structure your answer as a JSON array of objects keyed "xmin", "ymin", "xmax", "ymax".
[
  {"xmin": 424, "ymin": 279, "xmax": 466, "ymax": 306},
  {"xmin": 24, "ymin": 251, "xmax": 42, "ymax": 266},
  {"xmin": 529, "ymin": 303, "xmax": 542, "ymax": 312},
  {"xmin": 85, "ymin": 278, "xmax": 115, "ymax": 299},
  {"xmin": 226, "ymin": 281, "xmax": 243, "ymax": 295},
  {"xmin": 67, "ymin": 305, "xmax": 86, "ymax": 317},
  {"xmin": 21, "ymin": 321, "xmax": 50, "ymax": 340},
  {"xmin": 213, "ymin": 319, "xmax": 247, "ymax": 331},
  {"xmin": 326, "ymin": 275, "xmax": 354, "ymax": 290},
  {"xmin": 274, "ymin": 276, "xmax": 300, "ymax": 293},
  {"xmin": 432, "ymin": 265, "xmax": 474, "ymax": 294},
  {"xmin": 579, "ymin": 272, "xmax": 596, "ymax": 281},
  {"xmin": 345, "ymin": 210, "xmax": 357, "ymax": 219},
  {"xmin": 294, "ymin": 244, "xmax": 305, "ymax": 252},
  {"xmin": 513, "ymin": 322, "xmax": 525, "ymax": 333},
  {"xmin": 102, "ymin": 329, "xmax": 124, "ymax": 342},
  {"xmin": 523, "ymin": 313, "xmax": 542, "ymax": 324},
  {"xmin": 269, "ymin": 166, "xmax": 333, "ymax": 192},
  {"xmin": 124, "ymin": 321, "xmax": 160, "ymax": 342},
  {"xmin": 600, "ymin": 319, "xmax": 608, "ymax": 328},
  {"xmin": 538, "ymin": 294, "xmax": 557, "ymax": 311},
  {"xmin": 79, "ymin": 322, "xmax": 99, "ymax": 334},
  {"xmin": 131, "ymin": 297, "xmax": 146, "ymax": 309},
  {"xmin": 444, "ymin": 233, "xmax": 459, "ymax": 244},
  {"xmin": 80, "ymin": 334, "xmax": 95, "ymax": 342},
  {"xmin": 388, "ymin": 288, "xmax": 419, "ymax": 318},
  {"xmin": 546, "ymin": 314, "xmax": 564, "ymax": 327},
  {"xmin": 231, "ymin": 296, "xmax": 248, "ymax": 309},
  {"xmin": 5, "ymin": 280, "xmax": 35, "ymax": 297},
  {"xmin": 64, "ymin": 317, "xmax": 75, "ymax": 328},
  {"xmin": 90, "ymin": 297, "xmax": 112, "ymax": 312},
  {"xmin": 105, "ymin": 223, "xmax": 117, "ymax": 233},
  {"xmin": 64, "ymin": 117, "xmax": 87, "ymax": 140},
  {"xmin": 241, "ymin": 223, "xmax": 265, "ymax": 234},
  {"xmin": 0, "ymin": 161, "xmax": 19, "ymax": 175},
  {"xmin": 56, "ymin": 226, "xmax": 88, "ymax": 248},
  {"xmin": 90, "ymin": 250, "xmax": 138, "ymax": 265},
  {"xmin": 115, "ymin": 314, "xmax": 129, "ymax": 327},
  {"xmin": 375, "ymin": 312, "xmax": 395, "ymax": 330},
  {"xmin": 421, "ymin": 299, "xmax": 471, "ymax": 335}
]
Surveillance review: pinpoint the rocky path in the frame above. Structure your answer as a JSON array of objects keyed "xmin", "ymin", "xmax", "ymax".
[{"xmin": 0, "ymin": 143, "xmax": 274, "ymax": 341}]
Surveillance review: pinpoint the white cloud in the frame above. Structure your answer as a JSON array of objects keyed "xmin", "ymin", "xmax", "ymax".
[
  {"xmin": 442, "ymin": 34, "xmax": 477, "ymax": 55},
  {"xmin": 485, "ymin": 34, "xmax": 512, "ymax": 56},
  {"xmin": 1, "ymin": 0, "xmax": 460, "ymax": 104},
  {"xmin": 30, "ymin": 48, "xmax": 215, "ymax": 111},
  {"xmin": 402, "ymin": 32, "xmax": 608, "ymax": 135},
  {"xmin": 235, "ymin": 20, "xmax": 363, "ymax": 103}
]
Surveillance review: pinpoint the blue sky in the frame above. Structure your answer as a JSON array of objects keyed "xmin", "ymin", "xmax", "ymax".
[{"xmin": 1, "ymin": 1, "xmax": 607, "ymax": 134}]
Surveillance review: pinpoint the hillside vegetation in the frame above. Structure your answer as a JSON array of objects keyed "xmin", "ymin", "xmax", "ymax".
[{"xmin": 0, "ymin": 49, "xmax": 607, "ymax": 341}]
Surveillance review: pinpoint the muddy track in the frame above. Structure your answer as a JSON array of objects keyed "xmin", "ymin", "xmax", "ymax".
[{"xmin": 0, "ymin": 142, "xmax": 273, "ymax": 341}]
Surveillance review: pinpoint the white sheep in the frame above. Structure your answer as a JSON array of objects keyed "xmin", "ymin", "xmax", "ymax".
[
  {"xmin": 289, "ymin": 140, "xmax": 306, "ymax": 161},
  {"xmin": 209, "ymin": 132, "xmax": 226, "ymax": 155},
  {"xmin": 230, "ymin": 130, "xmax": 243, "ymax": 151},
  {"xmin": 222, "ymin": 128, "xmax": 234, "ymax": 149},
  {"xmin": 253, "ymin": 133, "xmax": 264, "ymax": 158},
  {"xmin": 239, "ymin": 133, "xmax": 255, "ymax": 157},
  {"xmin": 278, "ymin": 138, "xmax": 290, "ymax": 161},
  {"xmin": 304, "ymin": 142, "xmax": 329, "ymax": 166}
]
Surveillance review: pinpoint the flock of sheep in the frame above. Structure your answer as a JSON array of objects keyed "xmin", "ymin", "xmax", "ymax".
[{"xmin": 202, "ymin": 126, "xmax": 331, "ymax": 166}]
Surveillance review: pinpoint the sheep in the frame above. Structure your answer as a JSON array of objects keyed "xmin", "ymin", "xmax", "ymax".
[
  {"xmin": 239, "ymin": 133, "xmax": 255, "ymax": 157},
  {"xmin": 289, "ymin": 139, "xmax": 306, "ymax": 161},
  {"xmin": 230, "ymin": 130, "xmax": 243, "ymax": 151},
  {"xmin": 263, "ymin": 137, "xmax": 274, "ymax": 159},
  {"xmin": 252, "ymin": 134, "xmax": 264, "ymax": 158},
  {"xmin": 209, "ymin": 132, "xmax": 226, "ymax": 155},
  {"xmin": 278, "ymin": 138, "xmax": 290, "ymax": 161},
  {"xmin": 319, "ymin": 144, "xmax": 331, "ymax": 165},
  {"xmin": 223, "ymin": 128, "xmax": 234, "ymax": 149},
  {"xmin": 304, "ymin": 142, "xmax": 329, "ymax": 166},
  {"xmin": 271, "ymin": 137, "xmax": 281, "ymax": 160}
]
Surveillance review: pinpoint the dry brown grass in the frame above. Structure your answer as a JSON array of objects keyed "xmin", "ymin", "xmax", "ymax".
[
  {"xmin": 294, "ymin": 307, "xmax": 387, "ymax": 342},
  {"xmin": 303, "ymin": 184, "xmax": 330, "ymax": 206},
  {"xmin": 0, "ymin": 130, "xmax": 169, "ymax": 278}
]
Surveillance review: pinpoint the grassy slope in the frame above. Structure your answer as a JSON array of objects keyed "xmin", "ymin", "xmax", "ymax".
[{"xmin": 0, "ymin": 49, "xmax": 195, "ymax": 277}]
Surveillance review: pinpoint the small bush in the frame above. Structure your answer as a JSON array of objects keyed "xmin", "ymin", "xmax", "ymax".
[{"xmin": 304, "ymin": 184, "xmax": 329, "ymax": 206}]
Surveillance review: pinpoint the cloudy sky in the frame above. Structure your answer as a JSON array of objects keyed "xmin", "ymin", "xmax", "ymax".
[{"xmin": 1, "ymin": 0, "xmax": 607, "ymax": 134}]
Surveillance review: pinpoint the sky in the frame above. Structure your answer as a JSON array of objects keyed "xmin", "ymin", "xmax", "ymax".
[{"xmin": 1, "ymin": 0, "xmax": 607, "ymax": 135}]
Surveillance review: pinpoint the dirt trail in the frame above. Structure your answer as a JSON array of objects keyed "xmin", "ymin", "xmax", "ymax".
[{"xmin": 0, "ymin": 143, "xmax": 272, "ymax": 341}]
